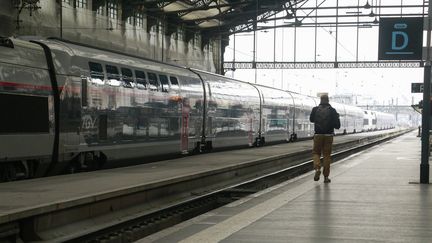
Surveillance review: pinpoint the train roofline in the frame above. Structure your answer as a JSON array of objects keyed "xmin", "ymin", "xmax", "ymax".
[{"xmin": 45, "ymin": 37, "xmax": 188, "ymax": 70}]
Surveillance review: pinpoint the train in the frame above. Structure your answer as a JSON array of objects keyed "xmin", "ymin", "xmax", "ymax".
[{"xmin": 0, "ymin": 37, "xmax": 396, "ymax": 181}]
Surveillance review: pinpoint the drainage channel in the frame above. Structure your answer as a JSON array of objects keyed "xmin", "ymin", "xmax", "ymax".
[{"xmin": 64, "ymin": 131, "xmax": 406, "ymax": 243}]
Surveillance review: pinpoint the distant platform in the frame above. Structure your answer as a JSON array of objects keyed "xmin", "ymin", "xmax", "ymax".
[{"xmin": 142, "ymin": 131, "xmax": 432, "ymax": 243}]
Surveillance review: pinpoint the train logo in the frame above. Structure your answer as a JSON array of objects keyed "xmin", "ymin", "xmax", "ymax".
[{"xmin": 81, "ymin": 115, "xmax": 97, "ymax": 130}]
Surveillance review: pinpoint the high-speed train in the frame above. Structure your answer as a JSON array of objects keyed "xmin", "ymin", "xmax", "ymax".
[{"xmin": 0, "ymin": 37, "xmax": 395, "ymax": 181}]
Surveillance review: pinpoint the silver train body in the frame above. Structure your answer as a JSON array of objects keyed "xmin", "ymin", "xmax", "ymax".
[
  {"xmin": 0, "ymin": 37, "xmax": 395, "ymax": 180},
  {"xmin": 363, "ymin": 110, "xmax": 396, "ymax": 131}
]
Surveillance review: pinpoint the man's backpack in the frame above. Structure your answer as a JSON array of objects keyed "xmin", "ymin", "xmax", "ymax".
[{"xmin": 315, "ymin": 106, "xmax": 332, "ymax": 132}]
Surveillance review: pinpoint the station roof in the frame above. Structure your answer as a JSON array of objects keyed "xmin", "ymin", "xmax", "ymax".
[
  {"xmin": 137, "ymin": 1, "xmax": 426, "ymax": 54},
  {"xmin": 141, "ymin": 0, "xmax": 302, "ymax": 38}
]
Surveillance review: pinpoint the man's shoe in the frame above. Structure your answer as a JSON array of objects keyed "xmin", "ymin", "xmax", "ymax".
[
  {"xmin": 314, "ymin": 171, "xmax": 321, "ymax": 181},
  {"xmin": 324, "ymin": 177, "xmax": 331, "ymax": 183}
]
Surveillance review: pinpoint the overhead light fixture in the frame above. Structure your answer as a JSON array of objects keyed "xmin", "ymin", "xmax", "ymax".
[
  {"xmin": 373, "ymin": 17, "xmax": 379, "ymax": 24},
  {"xmin": 364, "ymin": 0, "xmax": 371, "ymax": 9},
  {"xmin": 369, "ymin": 10, "xmax": 375, "ymax": 17}
]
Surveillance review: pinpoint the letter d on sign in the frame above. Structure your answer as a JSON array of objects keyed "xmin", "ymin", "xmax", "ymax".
[{"xmin": 391, "ymin": 31, "xmax": 409, "ymax": 50}]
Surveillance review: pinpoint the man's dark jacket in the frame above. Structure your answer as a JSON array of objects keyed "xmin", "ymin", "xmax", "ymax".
[{"xmin": 309, "ymin": 103, "xmax": 341, "ymax": 134}]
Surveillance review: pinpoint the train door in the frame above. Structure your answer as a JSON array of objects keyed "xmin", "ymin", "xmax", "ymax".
[
  {"xmin": 167, "ymin": 76, "xmax": 187, "ymax": 153},
  {"xmin": 182, "ymin": 70, "xmax": 207, "ymax": 152},
  {"xmin": 180, "ymin": 96, "xmax": 189, "ymax": 153},
  {"xmin": 204, "ymin": 82, "xmax": 215, "ymax": 145},
  {"xmin": 260, "ymin": 93, "xmax": 266, "ymax": 141}
]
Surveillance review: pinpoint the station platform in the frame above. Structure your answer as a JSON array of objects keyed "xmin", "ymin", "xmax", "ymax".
[
  {"xmin": 143, "ymin": 131, "xmax": 432, "ymax": 242},
  {"xmin": 0, "ymin": 130, "xmax": 400, "ymax": 228}
]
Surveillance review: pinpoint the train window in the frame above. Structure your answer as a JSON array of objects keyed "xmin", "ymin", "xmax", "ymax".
[
  {"xmin": 147, "ymin": 72, "xmax": 160, "ymax": 91},
  {"xmin": 135, "ymin": 70, "xmax": 147, "ymax": 90},
  {"xmin": 169, "ymin": 76, "xmax": 179, "ymax": 89},
  {"xmin": 106, "ymin": 65, "xmax": 119, "ymax": 78},
  {"xmin": 89, "ymin": 62, "xmax": 104, "ymax": 81},
  {"xmin": 121, "ymin": 68, "xmax": 134, "ymax": 88},
  {"xmin": 0, "ymin": 94, "xmax": 49, "ymax": 133},
  {"xmin": 106, "ymin": 65, "xmax": 121, "ymax": 86},
  {"xmin": 159, "ymin": 74, "xmax": 169, "ymax": 92}
]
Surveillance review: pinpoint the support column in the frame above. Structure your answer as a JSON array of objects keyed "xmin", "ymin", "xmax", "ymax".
[
  {"xmin": 421, "ymin": 65, "xmax": 430, "ymax": 184},
  {"xmin": 420, "ymin": 0, "xmax": 432, "ymax": 184}
]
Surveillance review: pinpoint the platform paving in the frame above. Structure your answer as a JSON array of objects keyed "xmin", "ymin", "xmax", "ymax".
[{"xmin": 143, "ymin": 131, "xmax": 432, "ymax": 243}]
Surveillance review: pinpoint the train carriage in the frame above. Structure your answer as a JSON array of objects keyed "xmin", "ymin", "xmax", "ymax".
[
  {"xmin": 46, "ymin": 39, "xmax": 209, "ymax": 172},
  {"xmin": 375, "ymin": 111, "xmax": 396, "ymax": 130},
  {"xmin": 363, "ymin": 110, "xmax": 376, "ymax": 131},
  {"xmin": 362, "ymin": 110, "xmax": 395, "ymax": 131},
  {"xmin": 255, "ymin": 85, "xmax": 294, "ymax": 144},
  {"xmin": 0, "ymin": 39, "xmax": 56, "ymax": 179},
  {"xmin": 190, "ymin": 70, "xmax": 261, "ymax": 149}
]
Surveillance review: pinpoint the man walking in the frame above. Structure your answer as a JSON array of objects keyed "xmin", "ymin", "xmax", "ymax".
[{"xmin": 309, "ymin": 94, "xmax": 340, "ymax": 183}]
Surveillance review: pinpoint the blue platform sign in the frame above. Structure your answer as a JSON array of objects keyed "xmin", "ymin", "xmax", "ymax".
[{"xmin": 378, "ymin": 17, "xmax": 423, "ymax": 60}]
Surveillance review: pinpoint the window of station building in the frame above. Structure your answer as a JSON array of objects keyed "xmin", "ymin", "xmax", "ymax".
[
  {"xmin": 121, "ymin": 68, "xmax": 134, "ymax": 88},
  {"xmin": 135, "ymin": 70, "xmax": 147, "ymax": 90},
  {"xmin": 96, "ymin": 6, "xmax": 104, "ymax": 15},
  {"xmin": 127, "ymin": 13, "xmax": 143, "ymax": 28},
  {"xmin": 75, "ymin": 0, "xmax": 87, "ymax": 8},
  {"xmin": 88, "ymin": 62, "xmax": 104, "ymax": 81},
  {"xmin": 147, "ymin": 72, "xmax": 160, "ymax": 91},
  {"xmin": 177, "ymin": 29, "xmax": 184, "ymax": 41},
  {"xmin": 158, "ymin": 74, "xmax": 169, "ymax": 92},
  {"xmin": 127, "ymin": 16, "xmax": 134, "ymax": 25},
  {"xmin": 108, "ymin": 1, "xmax": 118, "ymax": 20},
  {"xmin": 136, "ymin": 13, "xmax": 143, "ymax": 27},
  {"xmin": 63, "ymin": 0, "xmax": 71, "ymax": 5},
  {"xmin": 169, "ymin": 76, "xmax": 179, "ymax": 89}
]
